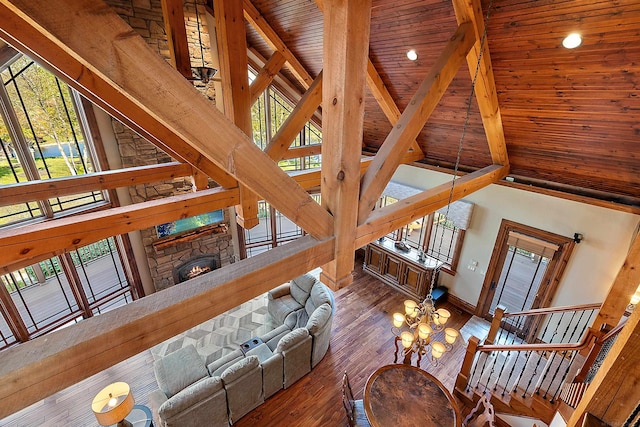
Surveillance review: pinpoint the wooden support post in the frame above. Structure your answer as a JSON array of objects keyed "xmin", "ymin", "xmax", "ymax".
[
  {"xmin": 160, "ymin": 0, "xmax": 193, "ymax": 79},
  {"xmin": 214, "ymin": 0, "xmax": 259, "ymax": 229},
  {"xmin": 592, "ymin": 234, "xmax": 640, "ymax": 332},
  {"xmin": 456, "ymin": 335, "xmax": 480, "ymax": 392},
  {"xmin": 319, "ymin": 0, "xmax": 372, "ymax": 290},
  {"xmin": 485, "ymin": 305, "xmax": 505, "ymax": 345}
]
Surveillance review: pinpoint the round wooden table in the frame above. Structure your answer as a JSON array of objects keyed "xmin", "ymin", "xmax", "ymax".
[{"xmin": 363, "ymin": 364, "xmax": 461, "ymax": 427}]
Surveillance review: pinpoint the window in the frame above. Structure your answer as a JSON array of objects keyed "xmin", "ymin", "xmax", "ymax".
[
  {"xmin": 243, "ymin": 194, "xmax": 321, "ymax": 257},
  {"xmin": 0, "ymin": 237, "xmax": 132, "ymax": 351},
  {"xmin": 379, "ymin": 186, "xmax": 473, "ymax": 273},
  {"xmin": 0, "ymin": 54, "xmax": 105, "ymax": 227},
  {"xmin": 249, "ymin": 70, "xmax": 322, "ymax": 172}
]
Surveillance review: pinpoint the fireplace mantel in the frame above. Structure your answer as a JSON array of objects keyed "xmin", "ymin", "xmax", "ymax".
[{"xmin": 152, "ymin": 223, "xmax": 228, "ymax": 252}]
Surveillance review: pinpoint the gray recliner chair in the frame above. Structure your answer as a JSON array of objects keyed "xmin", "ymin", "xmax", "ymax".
[
  {"xmin": 220, "ymin": 355, "xmax": 264, "ymax": 425},
  {"xmin": 149, "ymin": 344, "xmax": 229, "ymax": 427}
]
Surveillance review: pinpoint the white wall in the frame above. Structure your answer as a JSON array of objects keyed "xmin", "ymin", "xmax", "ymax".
[{"xmin": 392, "ymin": 165, "xmax": 640, "ymax": 309}]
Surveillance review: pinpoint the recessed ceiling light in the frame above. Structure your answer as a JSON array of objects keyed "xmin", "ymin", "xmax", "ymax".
[
  {"xmin": 562, "ymin": 33, "xmax": 582, "ymax": 49},
  {"xmin": 406, "ymin": 49, "xmax": 418, "ymax": 61}
]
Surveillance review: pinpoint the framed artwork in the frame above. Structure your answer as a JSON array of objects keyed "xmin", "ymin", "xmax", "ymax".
[{"xmin": 155, "ymin": 210, "xmax": 224, "ymax": 238}]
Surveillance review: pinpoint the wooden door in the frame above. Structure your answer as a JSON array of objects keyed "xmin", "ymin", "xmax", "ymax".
[
  {"xmin": 365, "ymin": 245, "xmax": 385, "ymax": 274},
  {"xmin": 476, "ymin": 220, "xmax": 575, "ymax": 339}
]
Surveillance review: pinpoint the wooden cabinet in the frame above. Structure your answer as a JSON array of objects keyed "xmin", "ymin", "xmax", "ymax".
[{"xmin": 363, "ymin": 240, "xmax": 442, "ymax": 301}]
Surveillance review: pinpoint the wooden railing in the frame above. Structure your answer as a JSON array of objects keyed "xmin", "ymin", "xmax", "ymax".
[{"xmin": 455, "ymin": 303, "xmax": 604, "ymax": 424}]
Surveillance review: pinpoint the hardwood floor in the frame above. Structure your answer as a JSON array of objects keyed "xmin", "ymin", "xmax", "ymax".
[{"xmin": 1, "ymin": 257, "xmax": 485, "ymax": 426}]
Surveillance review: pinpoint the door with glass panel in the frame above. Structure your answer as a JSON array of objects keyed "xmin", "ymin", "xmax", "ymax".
[{"xmin": 477, "ymin": 220, "xmax": 575, "ymax": 340}]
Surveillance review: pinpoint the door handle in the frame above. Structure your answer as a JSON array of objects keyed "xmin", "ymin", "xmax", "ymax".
[{"xmin": 490, "ymin": 280, "xmax": 497, "ymax": 290}]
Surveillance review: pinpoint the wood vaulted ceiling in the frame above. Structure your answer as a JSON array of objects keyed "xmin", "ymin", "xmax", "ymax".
[{"xmin": 246, "ymin": 0, "xmax": 640, "ymax": 208}]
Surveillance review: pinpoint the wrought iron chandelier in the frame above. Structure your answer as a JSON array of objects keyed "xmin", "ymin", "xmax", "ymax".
[{"xmin": 390, "ymin": 0, "xmax": 494, "ymax": 368}]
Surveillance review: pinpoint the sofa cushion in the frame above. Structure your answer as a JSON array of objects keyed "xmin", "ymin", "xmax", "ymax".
[
  {"xmin": 275, "ymin": 328, "xmax": 310, "ymax": 353},
  {"xmin": 263, "ymin": 325, "xmax": 294, "ymax": 352},
  {"xmin": 246, "ymin": 343, "xmax": 274, "ymax": 363},
  {"xmin": 270, "ymin": 295, "xmax": 303, "ymax": 325},
  {"xmin": 157, "ymin": 376, "xmax": 223, "ymax": 420},
  {"xmin": 221, "ymin": 355, "xmax": 260, "ymax": 384},
  {"xmin": 295, "ymin": 308, "xmax": 310, "ymax": 329},
  {"xmin": 207, "ymin": 348, "xmax": 245, "ymax": 377},
  {"xmin": 305, "ymin": 283, "xmax": 332, "ymax": 315},
  {"xmin": 290, "ymin": 274, "xmax": 316, "ymax": 305},
  {"xmin": 306, "ymin": 303, "xmax": 332, "ymax": 335},
  {"xmin": 154, "ymin": 345, "xmax": 209, "ymax": 398}
]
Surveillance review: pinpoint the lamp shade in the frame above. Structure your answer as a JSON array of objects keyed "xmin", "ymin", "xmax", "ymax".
[
  {"xmin": 431, "ymin": 341, "xmax": 446, "ymax": 359},
  {"xmin": 444, "ymin": 328, "xmax": 459, "ymax": 344},
  {"xmin": 434, "ymin": 308, "xmax": 450, "ymax": 325},
  {"xmin": 418, "ymin": 323, "xmax": 432, "ymax": 340},
  {"xmin": 92, "ymin": 382, "xmax": 134, "ymax": 426},
  {"xmin": 404, "ymin": 300, "xmax": 418, "ymax": 317},
  {"xmin": 400, "ymin": 331, "xmax": 414, "ymax": 349},
  {"xmin": 393, "ymin": 313, "xmax": 405, "ymax": 328}
]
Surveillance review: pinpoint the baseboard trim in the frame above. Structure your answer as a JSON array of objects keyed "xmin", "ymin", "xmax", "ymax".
[{"xmin": 447, "ymin": 293, "xmax": 476, "ymax": 315}]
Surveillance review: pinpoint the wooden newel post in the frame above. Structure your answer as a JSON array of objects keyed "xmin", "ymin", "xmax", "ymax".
[
  {"xmin": 455, "ymin": 335, "xmax": 481, "ymax": 392},
  {"xmin": 485, "ymin": 305, "xmax": 505, "ymax": 345}
]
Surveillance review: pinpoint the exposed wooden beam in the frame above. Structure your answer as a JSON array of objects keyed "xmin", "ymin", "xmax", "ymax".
[
  {"xmin": 0, "ymin": 42, "xmax": 20, "ymax": 66},
  {"xmin": 249, "ymin": 50, "xmax": 286, "ymax": 105},
  {"xmin": 0, "ymin": 3, "xmax": 237, "ymax": 189},
  {"xmin": 0, "ymin": 235, "xmax": 334, "ymax": 418},
  {"xmin": 355, "ymin": 164, "xmax": 509, "ymax": 248},
  {"xmin": 0, "ymin": 0, "xmax": 333, "ymax": 240},
  {"xmin": 452, "ymin": 0, "xmax": 509, "ymax": 167},
  {"xmin": 265, "ymin": 71, "xmax": 323, "ymax": 161},
  {"xmin": 314, "ymin": 0, "xmax": 421, "ymax": 156},
  {"xmin": 592, "ymin": 234, "xmax": 640, "ymax": 332},
  {"xmin": 569, "ymin": 298, "xmax": 640, "ymax": 426},
  {"xmin": 0, "ymin": 187, "xmax": 240, "ymax": 271},
  {"xmin": 283, "ymin": 144, "xmax": 322, "ymax": 161},
  {"xmin": 247, "ymin": 47, "xmax": 323, "ymax": 128},
  {"xmin": 365, "ymin": 59, "xmax": 423, "ymax": 156},
  {"xmin": 357, "ymin": 22, "xmax": 476, "ymax": 225},
  {"xmin": 160, "ymin": 0, "xmax": 193, "ymax": 78},
  {"xmin": 0, "ymin": 162, "xmax": 193, "ymax": 206},
  {"xmin": 243, "ymin": 0, "xmax": 314, "ymax": 88},
  {"xmin": 319, "ymin": 0, "xmax": 371, "ymax": 290},
  {"xmin": 214, "ymin": 0, "xmax": 259, "ymax": 229}
]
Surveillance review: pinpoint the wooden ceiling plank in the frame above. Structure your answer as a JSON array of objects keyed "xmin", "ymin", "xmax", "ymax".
[
  {"xmin": 265, "ymin": 71, "xmax": 323, "ymax": 161},
  {"xmin": 0, "ymin": 187, "xmax": 240, "ymax": 271},
  {"xmin": 249, "ymin": 50, "xmax": 286, "ymax": 105},
  {"xmin": 243, "ymin": 0, "xmax": 314, "ymax": 88},
  {"xmin": 0, "ymin": 162, "xmax": 193, "ymax": 206},
  {"xmin": 319, "ymin": 0, "xmax": 372, "ymax": 290},
  {"xmin": 356, "ymin": 21, "xmax": 476, "ymax": 225},
  {"xmin": 365, "ymin": 59, "xmax": 423, "ymax": 156},
  {"xmin": 355, "ymin": 164, "xmax": 509, "ymax": 248},
  {"xmin": 0, "ymin": 235, "xmax": 334, "ymax": 418},
  {"xmin": 452, "ymin": 0, "xmax": 509, "ymax": 167},
  {"xmin": 0, "ymin": 0, "xmax": 333, "ymax": 239},
  {"xmin": 214, "ymin": 0, "xmax": 259, "ymax": 229},
  {"xmin": 160, "ymin": 0, "xmax": 193, "ymax": 78}
]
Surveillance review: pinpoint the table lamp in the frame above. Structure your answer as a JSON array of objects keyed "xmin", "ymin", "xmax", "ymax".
[{"xmin": 92, "ymin": 382, "xmax": 134, "ymax": 427}]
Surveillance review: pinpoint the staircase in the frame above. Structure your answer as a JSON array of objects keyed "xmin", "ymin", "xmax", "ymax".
[{"xmin": 455, "ymin": 304, "xmax": 604, "ymax": 424}]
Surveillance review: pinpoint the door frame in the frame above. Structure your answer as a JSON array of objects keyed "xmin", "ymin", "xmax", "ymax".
[{"xmin": 476, "ymin": 220, "xmax": 576, "ymax": 334}]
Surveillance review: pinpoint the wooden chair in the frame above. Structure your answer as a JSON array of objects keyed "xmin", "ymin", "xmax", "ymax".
[
  {"xmin": 342, "ymin": 372, "xmax": 371, "ymax": 427},
  {"xmin": 462, "ymin": 394, "xmax": 496, "ymax": 427}
]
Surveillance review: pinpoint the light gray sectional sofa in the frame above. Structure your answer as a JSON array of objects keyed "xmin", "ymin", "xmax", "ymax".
[{"xmin": 149, "ymin": 273, "xmax": 335, "ymax": 427}]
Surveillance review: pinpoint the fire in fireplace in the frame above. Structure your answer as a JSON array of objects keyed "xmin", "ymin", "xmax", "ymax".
[{"xmin": 174, "ymin": 254, "xmax": 221, "ymax": 284}]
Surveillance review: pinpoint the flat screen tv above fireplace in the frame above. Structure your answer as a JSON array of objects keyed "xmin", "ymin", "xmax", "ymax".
[{"xmin": 155, "ymin": 210, "xmax": 224, "ymax": 238}]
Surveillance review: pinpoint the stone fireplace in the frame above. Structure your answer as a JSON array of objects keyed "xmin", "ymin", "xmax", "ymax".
[{"xmin": 173, "ymin": 254, "xmax": 221, "ymax": 284}]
